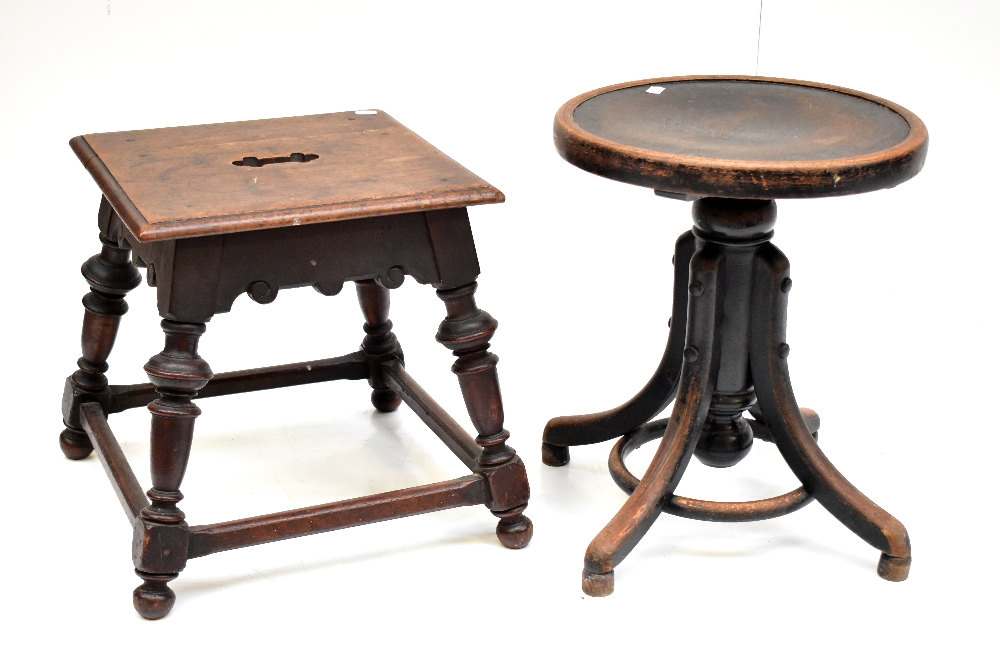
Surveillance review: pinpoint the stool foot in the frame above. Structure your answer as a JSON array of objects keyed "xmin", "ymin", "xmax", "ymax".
[
  {"xmin": 133, "ymin": 571, "xmax": 177, "ymax": 620},
  {"xmin": 749, "ymin": 244, "xmax": 911, "ymax": 577},
  {"xmin": 494, "ymin": 505, "xmax": 533, "ymax": 549},
  {"xmin": 582, "ymin": 245, "xmax": 722, "ymax": 594},
  {"xmin": 582, "ymin": 570, "xmax": 614, "ymax": 597},
  {"xmin": 370, "ymin": 388, "xmax": 402, "ymax": 412},
  {"xmin": 541, "ymin": 442, "xmax": 570, "ymax": 467},
  {"xmin": 877, "ymin": 553, "xmax": 911, "ymax": 582},
  {"xmin": 59, "ymin": 426, "xmax": 93, "ymax": 460}
]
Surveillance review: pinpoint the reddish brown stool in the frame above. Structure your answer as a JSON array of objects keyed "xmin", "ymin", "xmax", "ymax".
[
  {"xmin": 61, "ymin": 111, "xmax": 532, "ymax": 618},
  {"xmin": 541, "ymin": 76, "xmax": 927, "ymax": 596}
]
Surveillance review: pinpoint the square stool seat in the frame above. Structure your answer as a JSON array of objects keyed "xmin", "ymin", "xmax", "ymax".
[
  {"xmin": 72, "ymin": 111, "xmax": 504, "ymax": 241},
  {"xmin": 61, "ymin": 111, "xmax": 532, "ymax": 619}
]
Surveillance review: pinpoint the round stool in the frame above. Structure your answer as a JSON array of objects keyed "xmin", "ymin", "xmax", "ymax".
[{"xmin": 541, "ymin": 76, "xmax": 928, "ymax": 596}]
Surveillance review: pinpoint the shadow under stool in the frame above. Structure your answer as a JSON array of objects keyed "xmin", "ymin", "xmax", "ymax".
[
  {"xmin": 60, "ymin": 111, "xmax": 532, "ymax": 618},
  {"xmin": 541, "ymin": 76, "xmax": 928, "ymax": 596}
]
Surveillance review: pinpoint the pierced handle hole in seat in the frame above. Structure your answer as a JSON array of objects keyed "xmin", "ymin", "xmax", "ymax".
[{"xmin": 233, "ymin": 153, "xmax": 319, "ymax": 167}]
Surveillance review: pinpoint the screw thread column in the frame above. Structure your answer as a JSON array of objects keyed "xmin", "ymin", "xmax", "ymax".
[{"xmin": 690, "ymin": 197, "xmax": 776, "ymax": 468}]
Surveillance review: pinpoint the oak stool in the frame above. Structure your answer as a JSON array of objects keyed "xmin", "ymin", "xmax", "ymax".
[
  {"xmin": 541, "ymin": 76, "xmax": 927, "ymax": 596},
  {"xmin": 60, "ymin": 111, "xmax": 532, "ymax": 618}
]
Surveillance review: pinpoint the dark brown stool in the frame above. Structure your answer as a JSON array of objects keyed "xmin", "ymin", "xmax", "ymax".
[
  {"xmin": 541, "ymin": 76, "xmax": 928, "ymax": 596},
  {"xmin": 60, "ymin": 111, "xmax": 532, "ymax": 618}
]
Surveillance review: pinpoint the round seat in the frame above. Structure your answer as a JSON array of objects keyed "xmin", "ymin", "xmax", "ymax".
[{"xmin": 554, "ymin": 75, "xmax": 928, "ymax": 199}]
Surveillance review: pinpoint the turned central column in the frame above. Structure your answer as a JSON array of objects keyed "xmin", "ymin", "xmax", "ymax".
[{"xmin": 689, "ymin": 198, "xmax": 777, "ymax": 468}]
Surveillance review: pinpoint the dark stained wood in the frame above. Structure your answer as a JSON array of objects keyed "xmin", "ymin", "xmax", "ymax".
[
  {"xmin": 383, "ymin": 359, "xmax": 483, "ymax": 471},
  {"xmin": 80, "ymin": 402, "xmax": 149, "ymax": 523},
  {"xmin": 747, "ymin": 243, "xmax": 911, "ymax": 579},
  {"xmin": 748, "ymin": 407, "xmax": 820, "ymax": 443},
  {"xmin": 121, "ymin": 208, "xmax": 480, "ymax": 323},
  {"xmin": 107, "ymin": 352, "xmax": 369, "ymax": 414},
  {"xmin": 61, "ymin": 113, "xmax": 530, "ymax": 618},
  {"xmin": 555, "ymin": 75, "xmax": 929, "ymax": 199},
  {"xmin": 552, "ymin": 200, "xmax": 914, "ymax": 596},
  {"xmin": 129, "ymin": 320, "xmax": 211, "ymax": 619},
  {"xmin": 608, "ymin": 417, "xmax": 814, "ymax": 522},
  {"xmin": 541, "ymin": 230, "xmax": 695, "ymax": 465},
  {"xmin": 356, "ymin": 280, "xmax": 403, "ymax": 412},
  {"xmin": 188, "ymin": 476, "xmax": 486, "ymax": 558},
  {"xmin": 70, "ymin": 111, "xmax": 504, "ymax": 242},
  {"xmin": 436, "ymin": 282, "xmax": 532, "ymax": 548},
  {"xmin": 547, "ymin": 79, "xmax": 922, "ymax": 595},
  {"xmin": 582, "ymin": 245, "xmax": 723, "ymax": 598},
  {"xmin": 60, "ymin": 199, "xmax": 142, "ymax": 460}
]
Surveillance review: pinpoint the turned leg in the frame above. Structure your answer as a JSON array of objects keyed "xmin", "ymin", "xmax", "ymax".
[
  {"xmin": 748, "ymin": 243, "xmax": 911, "ymax": 581},
  {"xmin": 437, "ymin": 283, "xmax": 532, "ymax": 549},
  {"xmin": 582, "ymin": 243, "xmax": 723, "ymax": 596},
  {"xmin": 356, "ymin": 280, "xmax": 403, "ymax": 412},
  {"xmin": 541, "ymin": 230, "xmax": 696, "ymax": 466},
  {"xmin": 132, "ymin": 320, "xmax": 213, "ymax": 619},
  {"xmin": 60, "ymin": 203, "xmax": 142, "ymax": 459}
]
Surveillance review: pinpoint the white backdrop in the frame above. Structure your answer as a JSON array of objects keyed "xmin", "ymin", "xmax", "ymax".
[{"xmin": 1, "ymin": 1, "xmax": 996, "ymax": 649}]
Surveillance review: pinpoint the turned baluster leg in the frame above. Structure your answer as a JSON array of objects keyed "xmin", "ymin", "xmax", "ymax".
[
  {"xmin": 60, "ymin": 206, "xmax": 142, "ymax": 459},
  {"xmin": 132, "ymin": 320, "xmax": 213, "ymax": 619},
  {"xmin": 356, "ymin": 280, "xmax": 403, "ymax": 412},
  {"xmin": 436, "ymin": 283, "xmax": 533, "ymax": 548}
]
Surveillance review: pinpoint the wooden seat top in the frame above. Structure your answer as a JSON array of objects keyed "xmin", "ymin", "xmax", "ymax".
[
  {"xmin": 71, "ymin": 111, "xmax": 503, "ymax": 242},
  {"xmin": 554, "ymin": 76, "xmax": 928, "ymax": 199}
]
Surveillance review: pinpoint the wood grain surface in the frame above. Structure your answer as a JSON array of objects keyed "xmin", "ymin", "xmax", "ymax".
[
  {"xmin": 71, "ymin": 111, "xmax": 504, "ymax": 242},
  {"xmin": 554, "ymin": 75, "xmax": 928, "ymax": 199}
]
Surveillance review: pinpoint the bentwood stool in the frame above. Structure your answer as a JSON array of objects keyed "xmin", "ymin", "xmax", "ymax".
[
  {"xmin": 60, "ymin": 111, "xmax": 532, "ymax": 618},
  {"xmin": 541, "ymin": 76, "xmax": 927, "ymax": 596}
]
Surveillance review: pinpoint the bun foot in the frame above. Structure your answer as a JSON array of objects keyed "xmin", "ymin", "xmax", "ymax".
[
  {"xmin": 541, "ymin": 442, "xmax": 570, "ymax": 467},
  {"xmin": 59, "ymin": 427, "xmax": 93, "ymax": 460},
  {"xmin": 877, "ymin": 553, "xmax": 911, "ymax": 582},
  {"xmin": 582, "ymin": 569, "xmax": 614, "ymax": 597},
  {"xmin": 371, "ymin": 388, "xmax": 401, "ymax": 412},
  {"xmin": 494, "ymin": 507, "xmax": 533, "ymax": 549},
  {"xmin": 133, "ymin": 571, "xmax": 177, "ymax": 619}
]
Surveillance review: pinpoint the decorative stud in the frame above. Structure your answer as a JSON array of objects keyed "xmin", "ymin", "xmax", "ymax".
[
  {"xmin": 248, "ymin": 280, "xmax": 275, "ymax": 304},
  {"xmin": 778, "ymin": 343, "xmax": 790, "ymax": 359},
  {"xmin": 781, "ymin": 278, "xmax": 793, "ymax": 293},
  {"xmin": 376, "ymin": 266, "xmax": 406, "ymax": 289},
  {"xmin": 689, "ymin": 281, "xmax": 704, "ymax": 297},
  {"xmin": 684, "ymin": 346, "xmax": 699, "ymax": 363}
]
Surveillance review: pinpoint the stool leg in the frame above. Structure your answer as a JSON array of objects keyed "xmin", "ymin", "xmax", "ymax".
[
  {"xmin": 748, "ymin": 243, "xmax": 911, "ymax": 581},
  {"xmin": 582, "ymin": 244, "xmax": 722, "ymax": 596},
  {"xmin": 541, "ymin": 231, "xmax": 696, "ymax": 466},
  {"xmin": 60, "ymin": 209, "xmax": 142, "ymax": 459},
  {"xmin": 437, "ymin": 283, "xmax": 532, "ymax": 549},
  {"xmin": 132, "ymin": 320, "xmax": 213, "ymax": 619},
  {"xmin": 356, "ymin": 280, "xmax": 402, "ymax": 412}
]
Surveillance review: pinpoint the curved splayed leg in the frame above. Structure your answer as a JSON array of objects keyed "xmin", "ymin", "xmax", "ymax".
[
  {"xmin": 748, "ymin": 243, "xmax": 911, "ymax": 581},
  {"xmin": 581, "ymin": 243, "xmax": 723, "ymax": 596},
  {"xmin": 542, "ymin": 231, "xmax": 696, "ymax": 466}
]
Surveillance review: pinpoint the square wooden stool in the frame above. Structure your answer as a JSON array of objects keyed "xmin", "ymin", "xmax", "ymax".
[{"xmin": 60, "ymin": 111, "xmax": 532, "ymax": 619}]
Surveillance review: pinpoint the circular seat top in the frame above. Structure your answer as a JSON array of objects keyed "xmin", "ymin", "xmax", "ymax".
[{"xmin": 554, "ymin": 76, "xmax": 928, "ymax": 199}]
